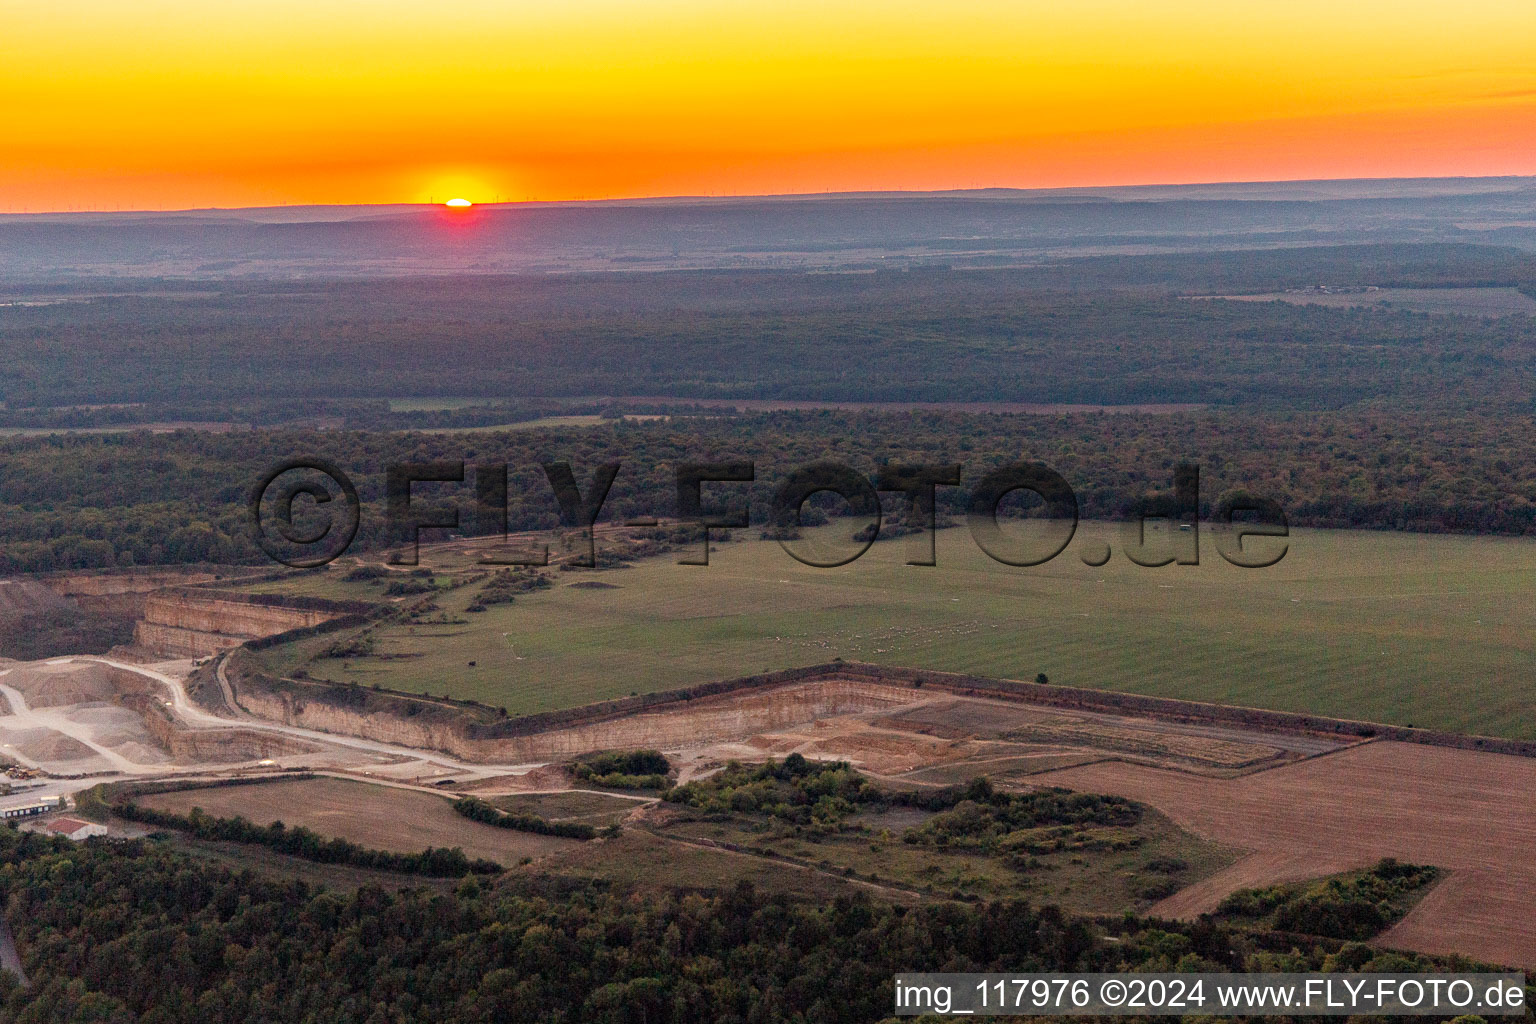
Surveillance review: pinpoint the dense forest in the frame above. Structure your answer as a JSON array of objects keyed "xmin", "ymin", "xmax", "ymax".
[
  {"xmin": 0, "ymin": 242, "xmax": 1532, "ymax": 571},
  {"xmin": 1, "ymin": 245, "xmax": 1534, "ymax": 411},
  {"xmin": 0, "ymin": 405, "xmax": 1532, "ymax": 572},
  {"xmin": 0, "ymin": 826, "xmax": 1512, "ymax": 1024}
]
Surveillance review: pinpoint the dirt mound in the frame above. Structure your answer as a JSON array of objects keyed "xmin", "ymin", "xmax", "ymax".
[
  {"xmin": 3, "ymin": 661, "xmax": 126, "ymax": 708},
  {"xmin": 0, "ymin": 580, "xmax": 73, "ymax": 618},
  {"xmin": 800, "ymin": 724, "xmax": 974, "ymax": 773},
  {"xmin": 63, "ymin": 705, "xmax": 173, "ymax": 765},
  {"xmin": 7, "ymin": 726, "xmax": 99, "ymax": 764}
]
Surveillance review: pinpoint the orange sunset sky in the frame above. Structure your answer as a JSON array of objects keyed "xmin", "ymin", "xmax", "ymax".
[{"xmin": 5, "ymin": 0, "xmax": 1536, "ymax": 212}]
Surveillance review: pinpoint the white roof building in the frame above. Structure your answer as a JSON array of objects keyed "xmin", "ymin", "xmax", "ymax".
[{"xmin": 42, "ymin": 817, "xmax": 107, "ymax": 841}]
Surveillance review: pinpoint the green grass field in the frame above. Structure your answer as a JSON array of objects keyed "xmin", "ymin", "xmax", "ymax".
[
  {"xmin": 260, "ymin": 522, "xmax": 1536, "ymax": 738},
  {"xmin": 237, "ymin": 572, "xmax": 404, "ymax": 602}
]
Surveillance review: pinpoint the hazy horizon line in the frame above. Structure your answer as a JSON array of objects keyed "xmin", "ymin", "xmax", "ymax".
[{"xmin": 5, "ymin": 171, "xmax": 1533, "ymax": 219}]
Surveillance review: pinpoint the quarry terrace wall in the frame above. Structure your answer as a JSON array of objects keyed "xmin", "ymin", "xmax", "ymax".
[
  {"xmin": 134, "ymin": 589, "xmax": 375, "ymax": 659},
  {"xmin": 120, "ymin": 693, "xmax": 320, "ymax": 763},
  {"xmin": 42, "ymin": 567, "xmax": 227, "ymax": 616},
  {"xmin": 233, "ymin": 667, "xmax": 920, "ymax": 761},
  {"xmin": 227, "ymin": 653, "xmax": 1536, "ymax": 764}
]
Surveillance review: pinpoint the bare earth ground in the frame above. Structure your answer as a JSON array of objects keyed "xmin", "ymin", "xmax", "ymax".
[
  {"xmin": 137, "ymin": 777, "xmax": 581, "ymax": 865},
  {"xmin": 1030, "ymin": 742, "xmax": 1536, "ymax": 968},
  {"xmin": 565, "ymin": 682, "xmax": 1351, "ymax": 785},
  {"xmin": 565, "ymin": 679, "xmax": 1533, "ymax": 966},
  {"xmin": 9, "ymin": 653, "xmax": 1531, "ymax": 968}
]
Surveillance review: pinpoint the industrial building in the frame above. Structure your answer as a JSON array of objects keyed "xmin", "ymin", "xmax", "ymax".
[
  {"xmin": 0, "ymin": 796, "xmax": 65, "ymax": 821},
  {"xmin": 42, "ymin": 817, "xmax": 107, "ymax": 842}
]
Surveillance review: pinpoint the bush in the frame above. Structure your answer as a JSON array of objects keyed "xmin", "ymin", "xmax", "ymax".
[
  {"xmin": 570, "ymin": 750, "xmax": 673, "ymax": 789},
  {"xmin": 475, "ymin": 569, "xmax": 551, "ymax": 606},
  {"xmin": 1216, "ymin": 859, "xmax": 1439, "ymax": 940},
  {"xmin": 665, "ymin": 755, "xmax": 880, "ymax": 824},
  {"xmin": 1134, "ymin": 877, "xmax": 1180, "ymax": 900},
  {"xmin": 575, "ymin": 750, "xmax": 671, "ymax": 777},
  {"xmin": 320, "ymin": 635, "xmax": 375, "ymax": 658},
  {"xmin": 898, "ymin": 782, "xmax": 1141, "ymax": 855},
  {"xmin": 451, "ymin": 797, "xmax": 595, "ymax": 840}
]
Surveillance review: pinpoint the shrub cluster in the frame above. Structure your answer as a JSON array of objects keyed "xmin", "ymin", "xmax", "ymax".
[
  {"xmin": 320, "ymin": 634, "xmax": 375, "ymax": 658},
  {"xmin": 467, "ymin": 569, "xmax": 550, "ymax": 612},
  {"xmin": 665, "ymin": 753, "xmax": 878, "ymax": 823},
  {"xmin": 897, "ymin": 777, "xmax": 1143, "ymax": 854},
  {"xmin": 571, "ymin": 749, "xmax": 672, "ymax": 789},
  {"xmin": 383, "ymin": 578, "xmax": 435, "ymax": 596},
  {"xmin": 452, "ymin": 796, "xmax": 596, "ymax": 841},
  {"xmin": 1216, "ymin": 858, "xmax": 1439, "ymax": 940}
]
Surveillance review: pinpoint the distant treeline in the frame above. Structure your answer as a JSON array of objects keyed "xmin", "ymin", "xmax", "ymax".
[
  {"xmin": 0, "ymin": 397, "xmax": 618, "ymax": 432},
  {"xmin": 2, "ymin": 404, "xmax": 1535, "ymax": 572},
  {"xmin": 3, "ymin": 245, "xmax": 1535, "ymax": 411}
]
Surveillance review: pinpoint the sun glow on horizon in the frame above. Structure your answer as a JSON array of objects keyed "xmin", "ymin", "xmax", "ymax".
[
  {"xmin": 444, "ymin": 197, "xmax": 473, "ymax": 208},
  {"xmin": 4, "ymin": 1, "xmax": 1536, "ymax": 211}
]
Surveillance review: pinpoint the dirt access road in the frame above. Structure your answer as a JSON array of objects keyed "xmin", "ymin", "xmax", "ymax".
[{"xmin": 1033, "ymin": 740, "xmax": 1536, "ymax": 969}]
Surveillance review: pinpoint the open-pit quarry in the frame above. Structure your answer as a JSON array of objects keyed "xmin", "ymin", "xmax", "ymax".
[
  {"xmin": 129, "ymin": 588, "xmax": 369, "ymax": 657},
  {"xmin": 4, "ymin": 646, "xmax": 1533, "ymax": 970},
  {"xmin": 0, "ymin": 567, "xmax": 373, "ymax": 663}
]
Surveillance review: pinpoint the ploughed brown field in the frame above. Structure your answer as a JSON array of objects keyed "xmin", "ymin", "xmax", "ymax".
[
  {"xmin": 137, "ymin": 777, "xmax": 582, "ymax": 866},
  {"xmin": 1031, "ymin": 741, "xmax": 1536, "ymax": 968}
]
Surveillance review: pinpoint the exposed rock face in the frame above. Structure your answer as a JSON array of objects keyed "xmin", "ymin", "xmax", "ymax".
[
  {"xmin": 228, "ymin": 656, "xmax": 1536, "ymax": 768},
  {"xmin": 132, "ymin": 622, "xmax": 245, "ymax": 658},
  {"xmin": 133, "ymin": 590, "xmax": 348, "ymax": 658},
  {"xmin": 0, "ymin": 658, "xmax": 319, "ymax": 773},
  {"xmin": 120, "ymin": 693, "xmax": 320, "ymax": 763},
  {"xmin": 237, "ymin": 676, "xmax": 925, "ymax": 763},
  {"xmin": 43, "ymin": 570, "xmax": 220, "ymax": 617}
]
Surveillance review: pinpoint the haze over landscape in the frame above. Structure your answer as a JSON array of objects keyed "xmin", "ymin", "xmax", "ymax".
[
  {"xmin": 1, "ymin": 3, "xmax": 1535, "ymax": 1022},
  {"xmin": 3, "ymin": 176, "xmax": 1536, "ymax": 281}
]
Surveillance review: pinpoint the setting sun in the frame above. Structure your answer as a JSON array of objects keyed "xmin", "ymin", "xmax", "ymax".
[
  {"xmin": 4, "ymin": 0, "xmax": 1534, "ymax": 211},
  {"xmin": 444, "ymin": 198, "xmax": 473, "ymax": 208}
]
